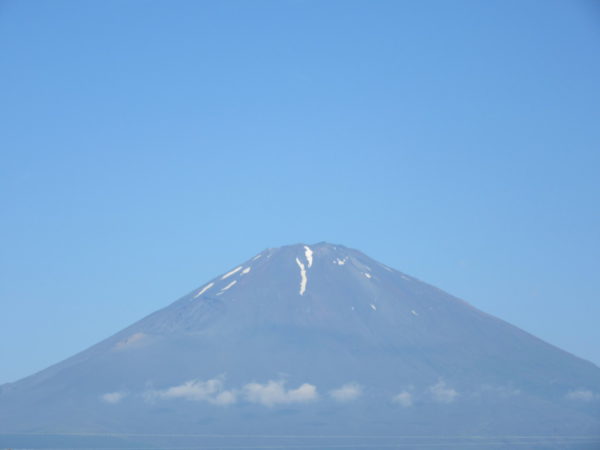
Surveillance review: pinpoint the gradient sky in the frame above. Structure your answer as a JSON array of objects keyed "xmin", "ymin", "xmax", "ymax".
[{"xmin": 1, "ymin": 0, "xmax": 599, "ymax": 384}]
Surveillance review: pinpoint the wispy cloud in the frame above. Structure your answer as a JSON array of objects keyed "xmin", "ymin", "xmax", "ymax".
[
  {"xmin": 475, "ymin": 384, "xmax": 520, "ymax": 398},
  {"xmin": 329, "ymin": 383, "xmax": 362, "ymax": 402},
  {"xmin": 392, "ymin": 390, "xmax": 413, "ymax": 407},
  {"xmin": 428, "ymin": 380, "xmax": 458, "ymax": 403},
  {"xmin": 243, "ymin": 380, "xmax": 318, "ymax": 407},
  {"xmin": 566, "ymin": 389, "xmax": 597, "ymax": 402},
  {"xmin": 157, "ymin": 378, "xmax": 222, "ymax": 401},
  {"xmin": 100, "ymin": 391, "xmax": 127, "ymax": 404},
  {"xmin": 114, "ymin": 332, "xmax": 147, "ymax": 350}
]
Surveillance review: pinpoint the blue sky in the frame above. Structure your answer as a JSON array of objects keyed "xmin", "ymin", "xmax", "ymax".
[{"xmin": 1, "ymin": 0, "xmax": 599, "ymax": 384}]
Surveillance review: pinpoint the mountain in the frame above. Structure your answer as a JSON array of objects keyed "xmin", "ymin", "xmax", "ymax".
[{"xmin": 1, "ymin": 242, "xmax": 599, "ymax": 449}]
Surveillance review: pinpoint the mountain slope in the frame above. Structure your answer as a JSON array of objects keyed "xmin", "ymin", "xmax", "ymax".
[{"xmin": 1, "ymin": 242, "xmax": 599, "ymax": 449}]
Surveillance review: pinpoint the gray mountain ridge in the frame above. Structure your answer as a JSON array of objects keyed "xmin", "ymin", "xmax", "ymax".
[{"xmin": 1, "ymin": 242, "xmax": 599, "ymax": 449}]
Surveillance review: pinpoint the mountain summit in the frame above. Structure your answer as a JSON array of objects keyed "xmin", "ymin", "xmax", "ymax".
[{"xmin": 1, "ymin": 243, "xmax": 599, "ymax": 449}]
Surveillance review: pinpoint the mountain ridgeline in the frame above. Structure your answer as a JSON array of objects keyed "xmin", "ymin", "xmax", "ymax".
[{"xmin": 1, "ymin": 243, "xmax": 599, "ymax": 449}]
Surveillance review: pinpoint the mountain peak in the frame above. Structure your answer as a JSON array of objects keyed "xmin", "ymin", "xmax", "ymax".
[
  {"xmin": 189, "ymin": 241, "xmax": 390, "ymax": 305},
  {"xmin": 261, "ymin": 241, "xmax": 349, "ymax": 259}
]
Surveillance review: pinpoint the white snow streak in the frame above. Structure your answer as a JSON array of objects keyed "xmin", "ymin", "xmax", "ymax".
[
  {"xmin": 411, "ymin": 310, "xmax": 418, "ymax": 316},
  {"xmin": 295, "ymin": 257, "xmax": 307, "ymax": 295},
  {"xmin": 241, "ymin": 267, "xmax": 251, "ymax": 275},
  {"xmin": 364, "ymin": 272, "xmax": 372, "ymax": 279},
  {"xmin": 194, "ymin": 282, "xmax": 214, "ymax": 298},
  {"xmin": 221, "ymin": 266, "xmax": 242, "ymax": 280},
  {"xmin": 217, "ymin": 280, "xmax": 237, "ymax": 295},
  {"xmin": 333, "ymin": 257, "xmax": 347, "ymax": 265},
  {"xmin": 252, "ymin": 254, "xmax": 262, "ymax": 261},
  {"xmin": 304, "ymin": 245, "xmax": 313, "ymax": 268},
  {"xmin": 370, "ymin": 304, "xmax": 377, "ymax": 311}
]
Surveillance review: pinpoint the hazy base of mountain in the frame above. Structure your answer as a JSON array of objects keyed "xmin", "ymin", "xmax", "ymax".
[
  {"xmin": 1, "ymin": 433, "xmax": 599, "ymax": 450},
  {"xmin": 1, "ymin": 243, "xmax": 599, "ymax": 449}
]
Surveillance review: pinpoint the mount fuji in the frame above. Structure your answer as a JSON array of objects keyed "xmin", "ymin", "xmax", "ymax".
[{"xmin": 1, "ymin": 243, "xmax": 599, "ymax": 449}]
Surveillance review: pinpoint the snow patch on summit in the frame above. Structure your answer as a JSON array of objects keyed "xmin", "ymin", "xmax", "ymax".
[
  {"xmin": 304, "ymin": 245, "xmax": 313, "ymax": 268},
  {"xmin": 295, "ymin": 258, "xmax": 308, "ymax": 295},
  {"xmin": 194, "ymin": 282, "xmax": 214, "ymax": 298},
  {"xmin": 221, "ymin": 266, "xmax": 242, "ymax": 280},
  {"xmin": 217, "ymin": 280, "xmax": 237, "ymax": 295}
]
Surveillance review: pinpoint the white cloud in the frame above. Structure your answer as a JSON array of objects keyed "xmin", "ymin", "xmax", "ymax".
[
  {"xmin": 393, "ymin": 391, "xmax": 413, "ymax": 407},
  {"xmin": 147, "ymin": 378, "xmax": 236, "ymax": 406},
  {"xmin": 288, "ymin": 383, "xmax": 318, "ymax": 403},
  {"xmin": 429, "ymin": 380, "xmax": 458, "ymax": 403},
  {"xmin": 329, "ymin": 383, "xmax": 362, "ymax": 402},
  {"xmin": 101, "ymin": 391, "xmax": 127, "ymax": 404},
  {"xmin": 566, "ymin": 389, "xmax": 597, "ymax": 402},
  {"xmin": 159, "ymin": 378, "xmax": 222, "ymax": 401},
  {"xmin": 243, "ymin": 380, "xmax": 318, "ymax": 407},
  {"xmin": 145, "ymin": 378, "xmax": 319, "ymax": 407},
  {"xmin": 214, "ymin": 390, "xmax": 237, "ymax": 405}
]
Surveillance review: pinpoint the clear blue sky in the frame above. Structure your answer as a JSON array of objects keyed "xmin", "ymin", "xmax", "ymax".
[{"xmin": 1, "ymin": 0, "xmax": 599, "ymax": 384}]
